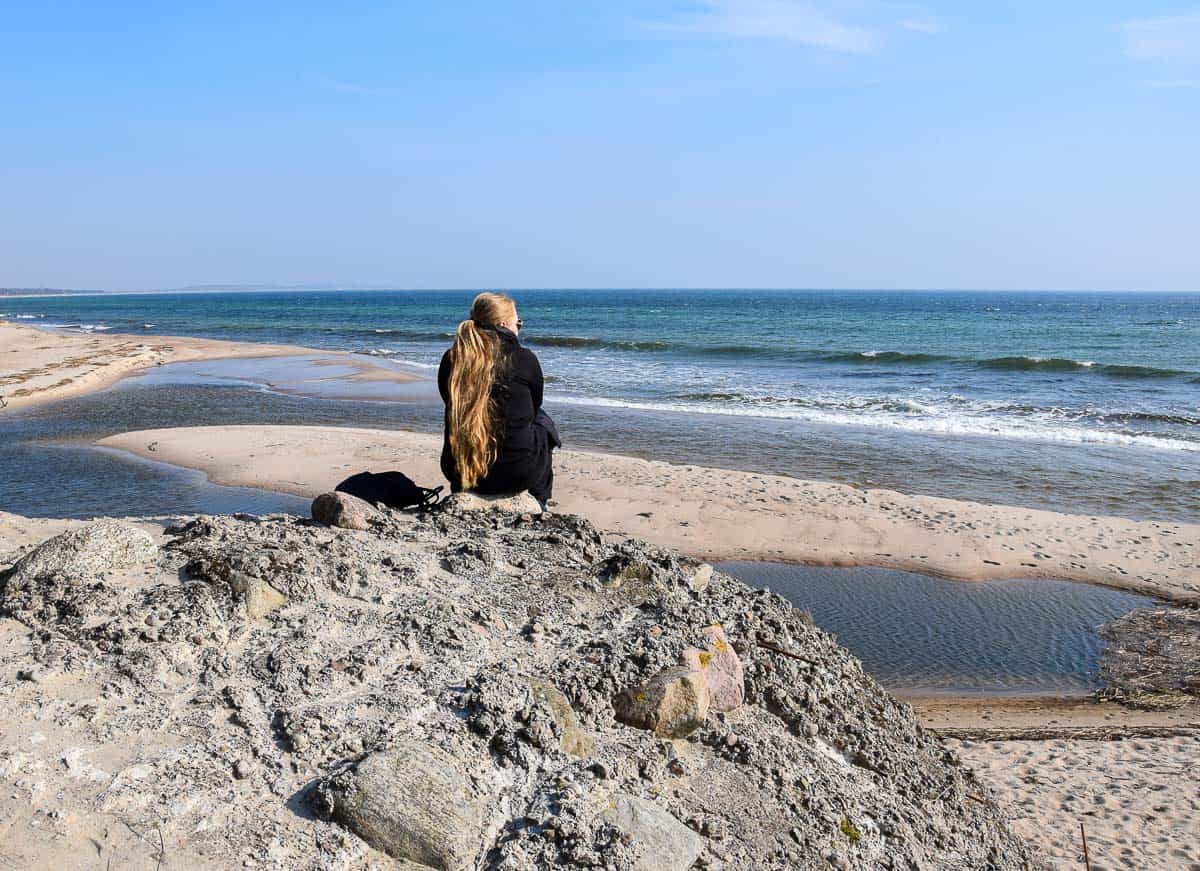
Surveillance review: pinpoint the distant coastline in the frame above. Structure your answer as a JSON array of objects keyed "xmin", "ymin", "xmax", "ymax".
[{"xmin": 0, "ymin": 287, "xmax": 91, "ymax": 297}]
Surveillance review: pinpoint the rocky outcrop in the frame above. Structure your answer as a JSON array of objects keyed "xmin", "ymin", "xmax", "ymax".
[
  {"xmin": 0, "ymin": 502, "xmax": 1038, "ymax": 870},
  {"xmin": 0, "ymin": 519, "xmax": 157, "ymax": 629}
]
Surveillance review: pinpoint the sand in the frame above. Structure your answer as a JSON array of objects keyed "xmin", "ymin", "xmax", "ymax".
[
  {"xmin": 0, "ymin": 321, "xmax": 416, "ymax": 411},
  {"xmin": 913, "ymin": 697, "xmax": 1200, "ymax": 869},
  {"xmin": 97, "ymin": 424, "xmax": 1200, "ymax": 603},
  {"xmin": 951, "ymin": 734, "xmax": 1200, "ymax": 870},
  {"xmin": 911, "ymin": 696, "xmax": 1200, "ymax": 870}
]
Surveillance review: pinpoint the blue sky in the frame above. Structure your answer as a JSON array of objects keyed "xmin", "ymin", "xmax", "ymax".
[{"xmin": 1, "ymin": 2, "xmax": 1198, "ymax": 291}]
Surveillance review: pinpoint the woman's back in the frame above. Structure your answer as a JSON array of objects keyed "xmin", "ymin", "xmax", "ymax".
[{"xmin": 438, "ymin": 293, "xmax": 556, "ymax": 506}]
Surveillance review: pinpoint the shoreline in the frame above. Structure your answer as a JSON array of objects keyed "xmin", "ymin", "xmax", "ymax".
[
  {"xmin": 97, "ymin": 424, "xmax": 1200, "ymax": 603},
  {"xmin": 0, "ymin": 321, "xmax": 418, "ymax": 411}
]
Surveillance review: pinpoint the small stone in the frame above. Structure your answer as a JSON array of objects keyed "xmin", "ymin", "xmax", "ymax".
[
  {"xmin": 601, "ymin": 555, "xmax": 656, "ymax": 589},
  {"xmin": 688, "ymin": 563, "xmax": 714, "ymax": 592},
  {"xmin": 225, "ymin": 572, "xmax": 287, "ymax": 620},
  {"xmin": 233, "ymin": 758, "xmax": 255, "ymax": 779},
  {"xmin": 613, "ymin": 667, "xmax": 711, "ymax": 739}
]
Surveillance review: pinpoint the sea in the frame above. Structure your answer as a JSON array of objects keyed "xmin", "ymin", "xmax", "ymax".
[{"xmin": 2, "ymin": 289, "xmax": 1198, "ymax": 523}]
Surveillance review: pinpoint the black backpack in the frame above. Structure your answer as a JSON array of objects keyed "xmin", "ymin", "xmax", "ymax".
[{"xmin": 335, "ymin": 471, "xmax": 444, "ymax": 511}]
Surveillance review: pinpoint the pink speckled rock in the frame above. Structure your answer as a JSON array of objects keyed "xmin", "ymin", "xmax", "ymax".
[{"xmin": 679, "ymin": 624, "xmax": 745, "ymax": 712}]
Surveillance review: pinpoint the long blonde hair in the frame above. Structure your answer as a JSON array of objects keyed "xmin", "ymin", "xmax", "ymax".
[{"xmin": 448, "ymin": 292, "xmax": 516, "ymax": 489}]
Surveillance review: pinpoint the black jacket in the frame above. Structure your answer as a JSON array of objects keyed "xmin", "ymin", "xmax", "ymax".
[{"xmin": 438, "ymin": 327, "xmax": 552, "ymax": 496}]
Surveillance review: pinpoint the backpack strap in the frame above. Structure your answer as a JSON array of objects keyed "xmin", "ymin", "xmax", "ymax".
[{"xmin": 418, "ymin": 485, "xmax": 444, "ymax": 509}]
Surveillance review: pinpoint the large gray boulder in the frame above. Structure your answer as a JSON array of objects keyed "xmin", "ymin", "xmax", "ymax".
[
  {"xmin": 2, "ymin": 520, "xmax": 156, "ymax": 592},
  {"xmin": 311, "ymin": 491, "xmax": 379, "ymax": 530},
  {"xmin": 601, "ymin": 794, "xmax": 704, "ymax": 871},
  {"xmin": 312, "ymin": 739, "xmax": 488, "ymax": 869}
]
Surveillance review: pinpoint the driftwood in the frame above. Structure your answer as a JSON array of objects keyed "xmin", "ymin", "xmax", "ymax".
[
  {"xmin": 755, "ymin": 638, "xmax": 819, "ymax": 665},
  {"xmin": 932, "ymin": 723, "xmax": 1199, "ymax": 742},
  {"xmin": 1098, "ymin": 606, "xmax": 1200, "ymax": 709}
]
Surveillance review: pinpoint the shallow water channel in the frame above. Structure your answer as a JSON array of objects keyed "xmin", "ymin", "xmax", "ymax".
[{"xmin": 718, "ymin": 561, "xmax": 1156, "ymax": 696}]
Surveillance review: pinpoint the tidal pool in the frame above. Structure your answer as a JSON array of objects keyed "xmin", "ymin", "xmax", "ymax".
[{"xmin": 717, "ymin": 561, "xmax": 1157, "ymax": 695}]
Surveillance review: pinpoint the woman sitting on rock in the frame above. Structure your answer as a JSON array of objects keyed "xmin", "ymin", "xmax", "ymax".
[{"xmin": 438, "ymin": 292, "xmax": 559, "ymax": 509}]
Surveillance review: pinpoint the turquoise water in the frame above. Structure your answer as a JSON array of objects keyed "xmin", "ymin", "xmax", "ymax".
[{"xmin": 2, "ymin": 289, "xmax": 1198, "ymax": 520}]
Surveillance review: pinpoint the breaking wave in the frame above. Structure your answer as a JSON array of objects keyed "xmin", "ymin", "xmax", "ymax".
[{"xmin": 549, "ymin": 392, "xmax": 1199, "ymax": 453}]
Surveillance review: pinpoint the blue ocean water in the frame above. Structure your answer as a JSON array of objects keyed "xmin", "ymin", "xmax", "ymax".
[{"xmin": 3, "ymin": 289, "xmax": 1198, "ymax": 521}]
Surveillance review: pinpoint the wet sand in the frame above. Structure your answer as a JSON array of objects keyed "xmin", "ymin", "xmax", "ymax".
[
  {"xmin": 0, "ymin": 321, "xmax": 417, "ymax": 411},
  {"xmin": 98, "ymin": 424, "xmax": 1200, "ymax": 603}
]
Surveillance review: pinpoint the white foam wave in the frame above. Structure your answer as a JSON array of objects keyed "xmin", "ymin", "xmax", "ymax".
[
  {"xmin": 359, "ymin": 348, "xmax": 438, "ymax": 369},
  {"xmin": 548, "ymin": 394, "xmax": 1198, "ymax": 453},
  {"xmin": 42, "ymin": 321, "xmax": 112, "ymax": 333},
  {"xmin": 41, "ymin": 322, "xmax": 111, "ymax": 333}
]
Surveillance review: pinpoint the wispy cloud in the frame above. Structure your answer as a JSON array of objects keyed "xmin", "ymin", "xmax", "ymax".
[
  {"xmin": 1121, "ymin": 12, "xmax": 1200, "ymax": 61},
  {"xmin": 901, "ymin": 16, "xmax": 943, "ymax": 35},
  {"xmin": 651, "ymin": 1, "xmax": 882, "ymax": 54}
]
